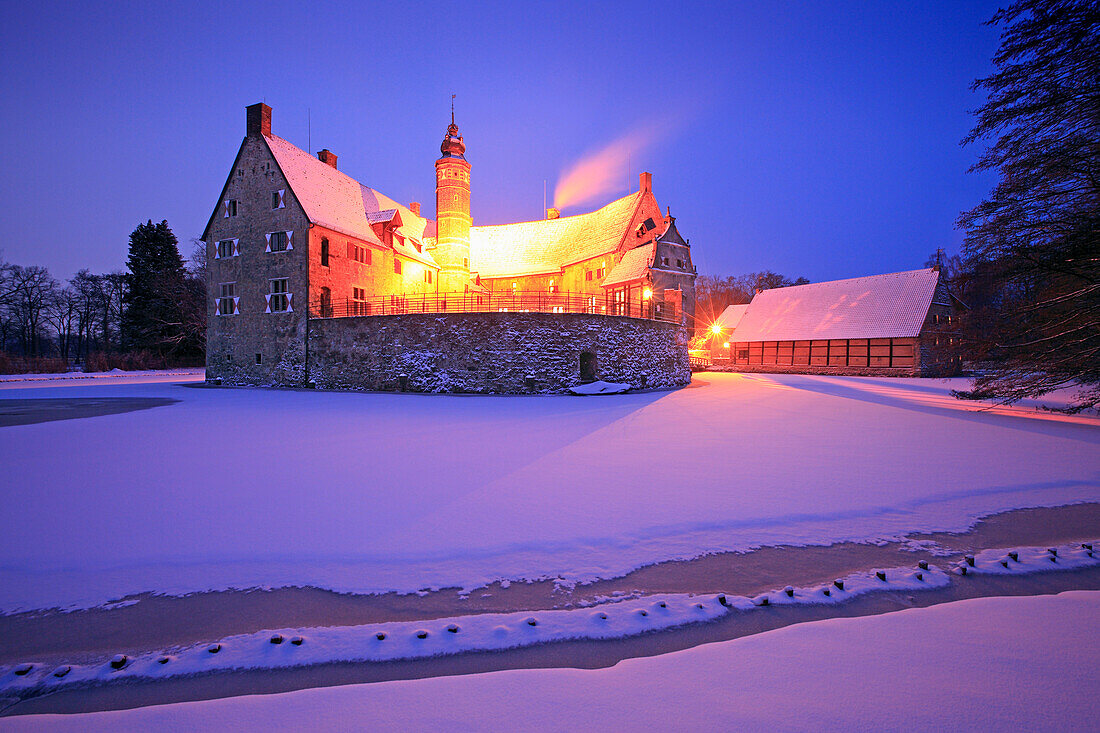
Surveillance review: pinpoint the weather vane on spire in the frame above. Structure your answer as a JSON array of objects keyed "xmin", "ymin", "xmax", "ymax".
[{"xmin": 451, "ymin": 94, "xmax": 456, "ymax": 125}]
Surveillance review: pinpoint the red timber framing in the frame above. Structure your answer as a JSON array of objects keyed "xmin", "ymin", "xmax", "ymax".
[{"xmin": 728, "ymin": 338, "xmax": 917, "ymax": 369}]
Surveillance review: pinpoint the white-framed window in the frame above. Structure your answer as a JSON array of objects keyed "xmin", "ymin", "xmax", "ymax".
[
  {"xmin": 216, "ymin": 282, "xmax": 239, "ymax": 316},
  {"xmin": 223, "ymin": 199, "xmax": 238, "ymax": 217},
  {"xmin": 352, "ymin": 286, "xmax": 370, "ymax": 316},
  {"xmin": 215, "ymin": 239, "xmax": 239, "ymax": 259},
  {"xmin": 272, "ymin": 189, "xmax": 285, "ymax": 209},
  {"xmin": 266, "ymin": 278, "xmax": 292, "ymax": 313},
  {"xmin": 266, "ymin": 231, "xmax": 293, "ymax": 252}
]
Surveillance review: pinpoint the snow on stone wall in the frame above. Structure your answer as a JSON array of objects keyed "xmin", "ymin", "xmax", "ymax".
[{"xmin": 298, "ymin": 312, "xmax": 690, "ymax": 393}]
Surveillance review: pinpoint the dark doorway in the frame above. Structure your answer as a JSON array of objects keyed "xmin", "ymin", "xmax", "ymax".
[{"xmin": 579, "ymin": 351, "xmax": 597, "ymax": 382}]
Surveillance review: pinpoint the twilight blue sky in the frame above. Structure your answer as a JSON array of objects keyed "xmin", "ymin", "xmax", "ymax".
[{"xmin": 0, "ymin": 0, "xmax": 1001, "ymax": 283}]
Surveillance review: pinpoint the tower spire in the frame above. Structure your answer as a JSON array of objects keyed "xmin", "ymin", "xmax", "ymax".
[{"xmin": 451, "ymin": 94, "xmax": 455, "ymax": 126}]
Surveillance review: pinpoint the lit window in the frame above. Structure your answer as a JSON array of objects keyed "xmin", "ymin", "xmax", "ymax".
[
  {"xmin": 217, "ymin": 282, "xmax": 238, "ymax": 315},
  {"xmin": 549, "ymin": 281, "xmax": 557, "ymax": 293},
  {"xmin": 352, "ymin": 287, "xmax": 370, "ymax": 316},
  {"xmin": 267, "ymin": 278, "xmax": 290, "ymax": 312}
]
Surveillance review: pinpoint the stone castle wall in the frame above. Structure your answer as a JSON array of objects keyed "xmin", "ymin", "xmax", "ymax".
[{"xmin": 207, "ymin": 312, "xmax": 690, "ymax": 393}]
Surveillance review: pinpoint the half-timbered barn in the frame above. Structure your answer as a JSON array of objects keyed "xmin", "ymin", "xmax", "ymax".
[{"xmin": 715, "ymin": 268, "xmax": 960, "ymax": 376}]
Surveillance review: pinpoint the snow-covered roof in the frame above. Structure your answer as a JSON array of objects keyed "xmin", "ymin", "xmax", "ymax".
[
  {"xmin": 469, "ymin": 192, "xmax": 644, "ymax": 279},
  {"xmin": 731, "ymin": 269, "xmax": 940, "ymax": 342},
  {"xmin": 264, "ymin": 134, "xmax": 437, "ymax": 267},
  {"xmin": 715, "ymin": 304, "xmax": 749, "ymax": 331},
  {"xmin": 601, "ymin": 243, "xmax": 655, "ymax": 287}
]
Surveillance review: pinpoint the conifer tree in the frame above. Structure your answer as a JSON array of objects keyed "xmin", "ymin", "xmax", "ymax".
[
  {"xmin": 121, "ymin": 220, "xmax": 188, "ymax": 354},
  {"xmin": 956, "ymin": 0, "xmax": 1100, "ymax": 411}
]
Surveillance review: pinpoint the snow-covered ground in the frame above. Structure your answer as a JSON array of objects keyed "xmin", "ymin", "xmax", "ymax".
[
  {"xmin": 8, "ymin": 591, "xmax": 1099, "ymax": 731},
  {"xmin": 0, "ymin": 371, "xmax": 1097, "ymax": 612}
]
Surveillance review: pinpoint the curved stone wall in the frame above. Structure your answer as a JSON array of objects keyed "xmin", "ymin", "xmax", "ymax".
[{"xmin": 294, "ymin": 312, "xmax": 690, "ymax": 393}]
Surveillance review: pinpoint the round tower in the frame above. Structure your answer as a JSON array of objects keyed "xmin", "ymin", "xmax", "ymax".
[{"xmin": 434, "ymin": 116, "xmax": 472, "ymax": 293}]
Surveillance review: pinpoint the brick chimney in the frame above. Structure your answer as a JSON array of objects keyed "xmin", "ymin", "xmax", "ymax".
[
  {"xmin": 409, "ymin": 202, "xmax": 421, "ymax": 216},
  {"xmin": 247, "ymin": 103, "xmax": 271, "ymax": 137},
  {"xmin": 546, "ymin": 207, "xmax": 560, "ymax": 220},
  {"xmin": 317, "ymin": 149, "xmax": 338, "ymax": 169},
  {"xmin": 639, "ymin": 171, "xmax": 652, "ymax": 192}
]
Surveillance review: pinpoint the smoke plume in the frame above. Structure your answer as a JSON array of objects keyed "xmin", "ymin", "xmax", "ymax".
[{"xmin": 553, "ymin": 121, "xmax": 671, "ymax": 210}]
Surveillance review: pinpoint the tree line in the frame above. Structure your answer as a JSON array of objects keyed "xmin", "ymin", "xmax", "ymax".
[
  {"xmin": 0, "ymin": 220, "xmax": 205, "ymax": 373},
  {"xmin": 695, "ymin": 271, "xmax": 810, "ymax": 329}
]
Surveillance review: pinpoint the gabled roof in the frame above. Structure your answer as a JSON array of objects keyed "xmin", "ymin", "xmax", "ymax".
[
  {"xmin": 601, "ymin": 243, "xmax": 655, "ymax": 287},
  {"xmin": 715, "ymin": 304, "xmax": 749, "ymax": 331},
  {"xmin": 263, "ymin": 134, "xmax": 437, "ymax": 266},
  {"xmin": 732, "ymin": 268, "xmax": 940, "ymax": 342},
  {"xmin": 469, "ymin": 191, "xmax": 644, "ymax": 279}
]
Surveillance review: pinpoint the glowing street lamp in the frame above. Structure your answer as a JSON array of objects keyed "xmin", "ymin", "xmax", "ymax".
[{"xmin": 710, "ymin": 323, "xmax": 723, "ymax": 336}]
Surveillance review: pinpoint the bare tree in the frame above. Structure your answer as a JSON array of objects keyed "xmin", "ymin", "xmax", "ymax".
[{"xmin": 9, "ymin": 265, "xmax": 59, "ymax": 357}]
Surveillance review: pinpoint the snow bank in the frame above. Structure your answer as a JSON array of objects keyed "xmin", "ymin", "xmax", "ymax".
[
  {"xmin": 4, "ymin": 541, "xmax": 1095, "ymax": 696},
  {"xmin": 7, "ymin": 590, "xmax": 1099, "ymax": 730},
  {"xmin": 0, "ymin": 372, "xmax": 1097, "ymax": 611},
  {"xmin": 568, "ymin": 380, "xmax": 631, "ymax": 395}
]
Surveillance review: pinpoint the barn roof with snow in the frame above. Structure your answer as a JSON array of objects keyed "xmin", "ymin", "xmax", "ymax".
[
  {"xmin": 715, "ymin": 304, "xmax": 749, "ymax": 331},
  {"xmin": 731, "ymin": 268, "xmax": 941, "ymax": 342},
  {"xmin": 468, "ymin": 192, "xmax": 647, "ymax": 279}
]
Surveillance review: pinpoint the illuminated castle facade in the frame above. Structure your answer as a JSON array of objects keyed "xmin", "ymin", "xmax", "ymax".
[{"xmin": 202, "ymin": 103, "xmax": 696, "ymax": 385}]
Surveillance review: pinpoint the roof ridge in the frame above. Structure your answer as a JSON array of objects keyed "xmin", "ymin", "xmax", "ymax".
[
  {"xmin": 471, "ymin": 190, "xmax": 641, "ymax": 231},
  {"xmin": 754, "ymin": 268, "xmax": 936, "ymax": 296}
]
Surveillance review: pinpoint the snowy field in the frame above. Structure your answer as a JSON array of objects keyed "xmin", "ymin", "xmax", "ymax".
[
  {"xmin": 0, "ymin": 370, "xmax": 1097, "ymax": 612},
  {"xmin": 8, "ymin": 591, "xmax": 1099, "ymax": 731}
]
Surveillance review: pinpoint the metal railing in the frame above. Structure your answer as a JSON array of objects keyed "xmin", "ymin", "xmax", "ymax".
[{"xmin": 309, "ymin": 290, "xmax": 679, "ymax": 323}]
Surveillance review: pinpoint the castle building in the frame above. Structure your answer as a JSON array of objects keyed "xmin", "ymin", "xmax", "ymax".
[{"xmin": 202, "ymin": 104, "xmax": 696, "ymax": 384}]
